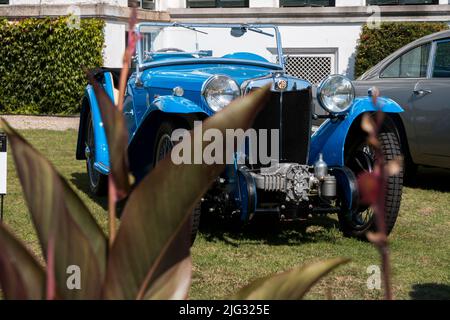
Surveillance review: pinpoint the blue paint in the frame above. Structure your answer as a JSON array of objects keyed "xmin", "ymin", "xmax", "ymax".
[
  {"xmin": 309, "ymin": 96, "xmax": 404, "ymax": 167},
  {"xmin": 85, "ymin": 85, "xmax": 110, "ymax": 172},
  {"xmin": 80, "ymin": 53, "xmax": 403, "ymax": 221}
]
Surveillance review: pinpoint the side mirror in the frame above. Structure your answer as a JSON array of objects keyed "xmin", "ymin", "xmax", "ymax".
[{"xmin": 230, "ymin": 27, "xmax": 247, "ymax": 38}]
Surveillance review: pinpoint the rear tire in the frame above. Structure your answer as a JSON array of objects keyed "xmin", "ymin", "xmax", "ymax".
[
  {"xmin": 85, "ymin": 111, "xmax": 108, "ymax": 196},
  {"xmin": 153, "ymin": 120, "xmax": 202, "ymax": 246},
  {"xmin": 340, "ymin": 120, "xmax": 403, "ymax": 238}
]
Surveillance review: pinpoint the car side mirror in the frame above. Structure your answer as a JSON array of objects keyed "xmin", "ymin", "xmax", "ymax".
[{"xmin": 231, "ymin": 27, "xmax": 247, "ymax": 38}]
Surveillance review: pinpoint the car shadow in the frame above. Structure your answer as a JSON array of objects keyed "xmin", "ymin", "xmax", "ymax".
[
  {"xmin": 409, "ymin": 283, "xmax": 450, "ymax": 300},
  {"xmin": 406, "ymin": 167, "xmax": 450, "ymax": 192},
  {"xmin": 69, "ymin": 172, "xmax": 108, "ymax": 211},
  {"xmin": 68, "ymin": 170, "xmax": 342, "ymax": 246},
  {"xmin": 198, "ymin": 213, "xmax": 342, "ymax": 246}
]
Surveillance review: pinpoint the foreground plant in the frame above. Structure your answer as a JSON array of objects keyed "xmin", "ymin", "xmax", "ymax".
[
  {"xmin": 357, "ymin": 87, "xmax": 403, "ymax": 300},
  {"xmin": 0, "ymin": 85, "xmax": 348, "ymax": 299},
  {"xmin": 0, "ymin": 9, "xmax": 348, "ymax": 300}
]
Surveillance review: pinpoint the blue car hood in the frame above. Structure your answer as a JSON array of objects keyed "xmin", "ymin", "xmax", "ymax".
[{"xmin": 141, "ymin": 64, "xmax": 275, "ymax": 92}]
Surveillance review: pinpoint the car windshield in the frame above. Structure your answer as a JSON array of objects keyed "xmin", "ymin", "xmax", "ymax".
[{"xmin": 136, "ymin": 23, "xmax": 283, "ymax": 68}]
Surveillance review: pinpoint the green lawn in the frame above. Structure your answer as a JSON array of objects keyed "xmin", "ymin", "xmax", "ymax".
[{"xmin": 2, "ymin": 129, "xmax": 450, "ymax": 300}]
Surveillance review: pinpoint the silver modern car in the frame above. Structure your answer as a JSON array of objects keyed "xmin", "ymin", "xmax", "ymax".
[{"xmin": 353, "ymin": 30, "xmax": 450, "ymax": 174}]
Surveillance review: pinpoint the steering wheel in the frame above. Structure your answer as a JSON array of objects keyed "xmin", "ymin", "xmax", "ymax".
[{"xmin": 155, "ymin": 48, "xmax": 186, "ymax": 53}]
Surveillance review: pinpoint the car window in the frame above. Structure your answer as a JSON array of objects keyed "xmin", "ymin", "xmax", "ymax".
[
  {"xmin": 432, "ymin": 40, "xmax": 450, "ymax": 78},
  {"xmin": 381, "ymin": 43, "xmax": 430, "ymax": 78}
]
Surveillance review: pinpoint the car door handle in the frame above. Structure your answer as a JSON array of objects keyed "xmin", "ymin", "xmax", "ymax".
[{"xmin": 413, "ymin": 89, "xmax": 432, "ymax": 96}]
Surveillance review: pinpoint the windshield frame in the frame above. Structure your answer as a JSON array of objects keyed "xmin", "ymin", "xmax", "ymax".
[{"xmin": 134, "ymin": 22, "xmax": 284, "ymax": 71}]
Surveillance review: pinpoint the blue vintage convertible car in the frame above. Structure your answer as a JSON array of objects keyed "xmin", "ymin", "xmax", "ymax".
[{"xmin": 76, "ymin": 22, "xmax": 404, "ymax": 243}]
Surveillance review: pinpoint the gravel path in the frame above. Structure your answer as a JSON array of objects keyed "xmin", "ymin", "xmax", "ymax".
[{"xmin": 0, "ymin": 115, "xmax": 80, "ymax": 131}]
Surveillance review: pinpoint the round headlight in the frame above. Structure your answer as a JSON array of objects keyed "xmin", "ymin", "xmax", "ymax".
[
  {"xmin": 317, "ymin": 75, "xmax": 355, "ymax": 115},
  {"xmin": 202, "ymin": 75, "xmax": 240, "ymax": 112}
]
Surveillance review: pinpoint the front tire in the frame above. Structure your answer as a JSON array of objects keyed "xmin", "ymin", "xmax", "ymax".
[
  {"xmin": 339, "ymin": 120, "xmax": 403, "ymax": 238},
  {"xmin": 85, "ymin": 111, "xmax": 108, "ymax": 196},
  {"xmin": 153, "ymin": 121, "xmax": 202, "ymax": 246}
]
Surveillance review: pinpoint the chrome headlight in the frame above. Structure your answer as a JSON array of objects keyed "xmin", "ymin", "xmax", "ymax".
[
  {"xmin": 317, "ymin": 75, "xmax": 355, "ymax": 115},
  {"xmin": 202, "ymin": 75, "xmax": 240, "ymax": 112}
]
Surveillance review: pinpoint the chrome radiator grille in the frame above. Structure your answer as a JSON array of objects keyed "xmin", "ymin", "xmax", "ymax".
[{"xmin": 251, "ymin": 88, "xmax": 312, "ymax": 166}]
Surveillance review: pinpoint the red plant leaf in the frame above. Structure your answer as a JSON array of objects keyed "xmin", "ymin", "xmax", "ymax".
[
  {"xmin": 385, "ymin": 156, "xmax": 403, "ymax": 176},
  {"xmin": 370, "ymin": 86, "xmax": 380, "ymax": 107},
  {"xmin": 232, "ymin": 258, "xmax": 350, "ymax": 300},
  {"xmin": 46, "ymin": 231, "xmax": 56, "ymax": 300},
  {"xmin": 87, "ymin": 73, "xmax": 131, "ymax": 199},
  {"xmin": 0, "ymin": 223, "xmax": 46, "ymax": 300},
  {"xmin": 118, "ymin": 6, "xmax": 139, "ymax": 112},
  {"xmin": 102, "ymin": 86, "xmax": 271, "ymax": 299},
  {"xmin": 143, "ymin": 256, "xmax": 192, "ymax": 300},
  {"xmin": 0, "ymin": 119, "xmax": 108, "ymax": 299},
  {"xmin": 361, "ymin": 113, "xmax": 376, "ymax": 135},
  {"xmin": 357, "ymin": 171, "xmax": 380, "ymax": 205}
]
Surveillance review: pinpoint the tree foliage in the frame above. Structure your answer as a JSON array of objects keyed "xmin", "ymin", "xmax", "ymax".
[
  {"xmin": 354, "ymin": 22, "xmax": 448, "ymax": 78},
  {"xmin": 0, "ymin": 17, "xmax": 104, "ymax": 115}
]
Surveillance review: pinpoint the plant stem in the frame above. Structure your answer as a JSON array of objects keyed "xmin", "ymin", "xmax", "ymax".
[
  {"xmin": 46, "ymin": 234, "xmax": 56, "ymax": 300},
  {"xmin": 108, "ymin": 176, "xmax": 117, "ymax": 247},
  {"xmin": 380, "ymin": 245, "xmax": 393, "ymax": 300},
  {"xmin": 372, "ymin": 112, "xmax": 393, "ymax": 300}
]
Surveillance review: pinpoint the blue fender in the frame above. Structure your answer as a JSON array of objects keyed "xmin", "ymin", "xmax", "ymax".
[
  {"xmin": 85, "ymin": 71, "xmax": 116, "ymax": 175},
  {"xmin": 309, "ymin": 96, "xmax": 404, "ymax": 167},
  {"xmin": 131, "ymin": 95, "xmax": 210, "ymax": 138},
  {"xmin": 145, "ymin": 95, "xmax": 210, "ymax": 119},
  {"xmin": 127, "ymin": 95, "xmax": 210, "ymax": 180}
]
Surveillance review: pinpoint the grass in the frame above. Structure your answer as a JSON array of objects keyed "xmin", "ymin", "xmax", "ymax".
[{"xmin": 2, "ymin": 129, "xmax": 450, "ymax": 300}]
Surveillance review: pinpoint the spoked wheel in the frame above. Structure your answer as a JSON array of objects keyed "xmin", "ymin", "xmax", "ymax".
[
  {"xmin": 340, "ymin": 120, "xmax": 403, "ymax": 239},
  {"xmin": 153, "ymin": 121, "xmax": 202, "ymax": 246},
  {"xmin": 85, "ymin": 112, "xmax": 107, "ymax": 196}
]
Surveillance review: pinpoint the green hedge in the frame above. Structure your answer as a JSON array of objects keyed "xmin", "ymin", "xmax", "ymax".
[
  {"xmin": 0, "ymin": 17, "xmax": 105, "ymax": 115},
  {"xmin": 354, "ymin": 22, "xmax": 449, "ymax": 78}
]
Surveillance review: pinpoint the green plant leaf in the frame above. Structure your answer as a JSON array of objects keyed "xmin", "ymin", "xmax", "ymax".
[
  {"xmin": 143, "ymin": 256, "xmax": 192, "ymax": 300},
  {"xmin": 232, "ymin": 257, "xmax": 350, "ymax": 300},
  {"xmin": 87, "ymin": 73, "xmax": 130, "ymax": 198},
  {"xmin": 0, "ymin": 119, "xmax": 108, "ymax": 299},
  {"xmin": 102, "ymin": 86, "xmax": 271, "ymax": 299},
  {"xmin": 0, "ymin": 223, "xmax": 46, "ymax": 300}
]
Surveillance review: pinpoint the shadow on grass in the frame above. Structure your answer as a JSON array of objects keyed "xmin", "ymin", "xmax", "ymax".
[
  {"xmin": 199, "ymin": 213, "xmax": 342, "ymax": 246},
  {"xmin": 69, "ymin": 172, "xmax": 108, "ymax": 211},
  {"xmin": 69, "ymin": 171, "xmax": 347, "ymax": 246},
  {"xmin": 410, "ymin": 283, "xmax": 450, "ymax": 300},
  {"xmin": 406, "ymin": 167, "xmax": 450, "ymax": 192}
]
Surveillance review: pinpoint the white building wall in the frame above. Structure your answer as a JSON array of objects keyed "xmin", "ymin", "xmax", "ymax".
[
  {"xmin": 250, "ymin": 0, "xmax": 278, "ymax": 7},
  {"xmin": 10, "ymin": 0, "xmax": 128, "ymax": 5},
  {"xmin": 104, "ymin": 21, "xmax": 126, "ymax": 68},
  {"xmin": 158, "ymin": 0, "xmax": 186, "ymax": 10},
  {"xmin": 336, "ymin": 0, "xmax": 365, "ymax": 6},
  {"xmin": 279, "ymin": 24, "xmax": 362, "ymax": 78}
]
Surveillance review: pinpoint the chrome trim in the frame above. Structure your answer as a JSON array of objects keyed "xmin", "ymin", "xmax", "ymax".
[
  {"xmin": 427, "ymin": 40, "xmax": 438, "ymax": 79},
  {"xmin": 139, "ymin": 58, "xmax": 282, "ymax": 71},
  {"xmin": 173, "ymin": 86, "xmax": 185, "ymax": 97},
  {"xmin": 241, "ymin": 72, "xmax": 311, "ymax": 95},
  {"xmin": 316, "ymin": 74, "xmax": 355, "ymax": 115},
  {"xmin": 201, "ymin": 74, "xmax": 241, "ymax": 111},
  {"xmin": 135, "ymin": 22, "xmax": 284, "ymax": 72}
]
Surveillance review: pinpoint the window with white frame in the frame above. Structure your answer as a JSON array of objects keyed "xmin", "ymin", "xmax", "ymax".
[{"xmin": 128, "ymin": 0, "xmax": 155, "ymax": 9}]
